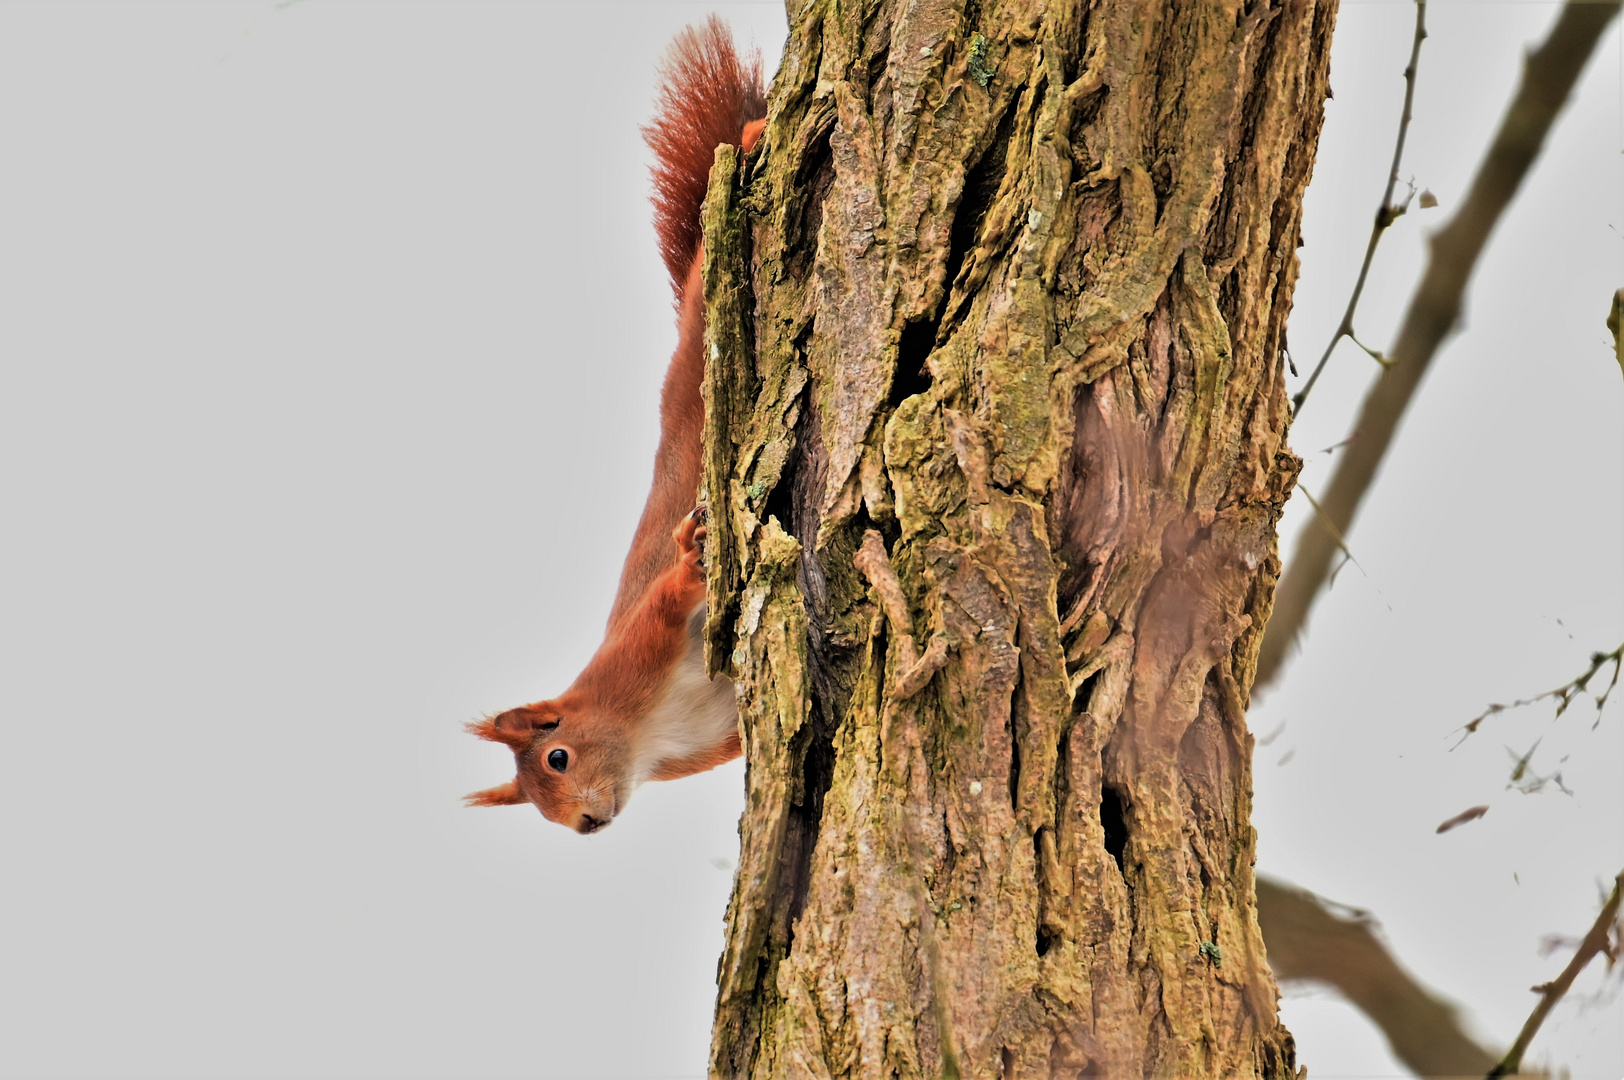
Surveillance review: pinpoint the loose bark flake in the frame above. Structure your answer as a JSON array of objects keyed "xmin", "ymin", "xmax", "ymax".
[{"xmin": 702, "ymin": 1, "xmax": 1335, "ymax": 1076}]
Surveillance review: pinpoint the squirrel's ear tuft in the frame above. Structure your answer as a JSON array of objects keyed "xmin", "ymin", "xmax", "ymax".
[
  {"xmin": 491, "ymin": 706, "xmax": 558, "ymax": 740},
  {"xmin": 463, "ymin": 780, "xmax": 525, "ymax": 807},
  {"xmin": 466, "ymin": 706, "xmax": 556, "ymax": 748},
  {"xmin": 464, "ymin": 717, "xmax": 515, "ymax": 745}
]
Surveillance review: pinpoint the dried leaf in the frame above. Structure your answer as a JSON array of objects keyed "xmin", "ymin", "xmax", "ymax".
[{"xmin": 1435, "ymin": 805, "xmax": 1489, "ymax": 834}]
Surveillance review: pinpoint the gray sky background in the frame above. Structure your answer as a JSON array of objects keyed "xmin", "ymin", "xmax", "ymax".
[{"xmin": 0, "ymin": 2, "xmax": 1618, "ymax": 1077}]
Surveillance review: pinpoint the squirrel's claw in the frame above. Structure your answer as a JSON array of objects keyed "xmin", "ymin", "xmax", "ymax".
[
  {"xmin": 674, "ymin": 506, "xmax": 708, "ymax": 579},
  {"xmin": 673, "ymin": 506, "xmax": 705, "ymax": 549}
]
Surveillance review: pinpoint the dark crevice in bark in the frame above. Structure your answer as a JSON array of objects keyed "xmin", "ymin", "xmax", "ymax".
[
  {"xmin": 1194, "ymin": 838, "xmax": 1214, "ymax": 895},
  {"xmin": 1100, "ymin": 784, "xmax": 1128, "ymax": 875},
  {"xmin": 776, "ymin": 372, "xmax": 841, "ymax": 955},
  {"xmin": 1208, "ymin": 4, "xmax": 1288, "ymax": 281},
  {"xmin": 870, "ymin": 617, "xmax": 892, "ymax": 709},
  {"xmin": 892, "ymin": 320, "xmax": 938, "ymax": 407},
  {"xmin": 789, "ymin": 394, "xmax": 834, "ymax": 706},
  {"xmin": 1150, "ymin": 156, "xmax": 1176, "ymax": 220},
  {"xmin": 1069, "ymin": 669, "xmax": 1104, "ymax": 711},
  {"xmin": 1055, "ymin": 7, "xmax": 1088, "ymax": 84},
  {"xmin": 945, "ymin": 100, "xmax": 1017, "ymax": 299},
  {"xmin": 961, "ymin": 0, "xmax": 986, "ymax": 35},
  {"xmin": 1068, "ymin": 87, "xmax": 1106, "ymax": 148},
  {"xmin": 1258, "ymin": 1032, "xmax": 1297, "ymax": 1080},
  {"xmin": 939, "ymin": 805, "xmax": 958, "ymax": 881},
  {"xmin": 866, "ymin": 42, "xmax": 892, "ymax": 104},
  {"xmin": 784, "ymin": 125, "xmax": 835, "ymax": 285},
  {"xmin": 784, "ymin": 719, "xmax": 837, "ymax": 928},
  {"xmin": 1145, "ymin": 16, "xmax": 1182, "ymax": 215},
  {"xmin": 763, "ymin": 474, "xmax": 795, "ymax": 536},
  {"xmin": 1007, "ymin": 687, "xmax": 1023, "ymax": 812},
  {"xmin": 1045, "ymin": 711, "xmax": 1071, "ymax": 864},
  {"xmin": 1034, "ymin": 827, "xmax": 1055, "ymax": 957},
  {"xmin": 892, "ymin": 81, "xmax": 1020, "ymax": 400},
  {"xmin": 859, "ymin": 2, "xmax": 895, "ymax": 144},
  {"xmin": 871, "ymin": 508, "xmax": 905, "ymax": 552},
  {"xmin": 1216, "ymin": 273, "xmax": 1242, "ymax": 344},
  {"xmin": 761, "ymin": 343, "xmax": 810, "ymax": 536}
]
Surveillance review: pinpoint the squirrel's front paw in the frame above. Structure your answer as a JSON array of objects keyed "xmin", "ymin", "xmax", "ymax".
[{"xmin": 673, "ymin": 506, "xmax": 707, "ymax": 579}]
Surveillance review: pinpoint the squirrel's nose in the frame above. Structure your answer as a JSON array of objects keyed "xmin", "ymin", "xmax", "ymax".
[{"xmin": 575, "ymin": 813, "xmax": 608, "ymax": 834}]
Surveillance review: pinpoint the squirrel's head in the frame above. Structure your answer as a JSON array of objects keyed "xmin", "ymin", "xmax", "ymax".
[{"xmin": 463, "ymin": 701, "xmax": 631, "ymax": 834}]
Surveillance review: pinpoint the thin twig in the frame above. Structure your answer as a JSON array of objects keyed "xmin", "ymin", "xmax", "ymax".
[
  {"xmin": 1487, "ymin": 869, "xmax": 1624, "ymax": 1077},
  {"xmin": 1454, "ymin": 641, "xmax": 1623, "ymax": 745},
  {"xmin": 1296, "ymin": 483, "xmax": 1362, "ymax": 577},
  {"xmin": 1255, "ymin": 1, "xmax": 1623, "ymax": 694},
  {"xmin": 1314, "ymin": 429, "xmax": 1360, "ymax": 456},
  {"xmin": 1292, "ymin": 0, "xmax": 1427, "ymax": 415}
]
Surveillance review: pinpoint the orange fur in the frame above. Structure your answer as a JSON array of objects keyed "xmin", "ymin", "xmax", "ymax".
[
  {"xmin": 643, "ymin": 17, "xmax": 766, "ymax": 302},
  {"xmin": 463, "ymin": 781, "xmax": 526, "ymax": 808},
  {"xmin": 465, "ymin": 22, "xmax": 766, "ymax": 835}
]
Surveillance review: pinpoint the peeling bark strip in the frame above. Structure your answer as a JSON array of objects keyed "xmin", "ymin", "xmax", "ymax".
[{"xmin": 702, "ymin": 2, "xmax": 1334, "ymax": 1076}]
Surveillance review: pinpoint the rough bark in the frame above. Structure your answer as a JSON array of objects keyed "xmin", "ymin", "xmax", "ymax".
[{"xmin": 700, "ymin": 1, "xmax": 1335, "ymax": 1076}]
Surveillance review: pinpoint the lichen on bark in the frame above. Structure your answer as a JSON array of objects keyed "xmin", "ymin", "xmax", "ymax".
[{"xmin": 700, "ymin": 1, "xmax": 1335, "ymax": 1076}]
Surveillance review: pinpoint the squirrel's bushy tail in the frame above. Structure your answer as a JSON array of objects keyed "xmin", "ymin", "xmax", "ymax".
[{"xmin": 643, "ymin": 17, "xmax": 766, "ymax": 301}]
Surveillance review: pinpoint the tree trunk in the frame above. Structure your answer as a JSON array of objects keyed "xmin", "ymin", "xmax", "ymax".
[{"xmin": 699, "ymin": 1, "xmax": 1334, "ymax": 1076}]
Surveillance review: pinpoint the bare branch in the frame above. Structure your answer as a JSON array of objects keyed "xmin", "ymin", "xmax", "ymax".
[
  {"xmin": 1487, "ymin": 869, "xmax": 1624, "ymax": 1077},
  {"xmin": 1455, "ymin": 641, "xmax": 1623, "ymax": 744},
  {"xmin": 1295, "ymin": 483, "xmax": 1363, "ymax": 577},
  {"xmin": 1255, "ymin": 1, "xmax": 1623, "ymax": 693},
  {"xmin": 1292, "ymin": 0, "xmax": 1427, "ymax": 414},
  {"xmin": 1255, "ymin": 877, "xmax": 1499, "ymax": 1077}
]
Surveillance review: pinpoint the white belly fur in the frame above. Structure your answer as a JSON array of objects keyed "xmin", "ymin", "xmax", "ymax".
[{"xmin": 631, "ymin": 606, "xmax": 738, "ymax": 783}]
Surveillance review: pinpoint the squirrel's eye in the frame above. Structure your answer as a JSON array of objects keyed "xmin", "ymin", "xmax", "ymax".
[{"xmin": 547, "ymin": 748, "xmax": 569, "ymax": 773}]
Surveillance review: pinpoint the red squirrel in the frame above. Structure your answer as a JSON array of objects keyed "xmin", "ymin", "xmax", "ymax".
[{"xmin": 464, "ymin": 20, "xmax": 766, "ymax": 834}]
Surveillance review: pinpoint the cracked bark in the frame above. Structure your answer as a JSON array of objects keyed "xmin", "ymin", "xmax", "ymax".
[{"xmin": 701, "ymin": 1, "xmax": 1335, "ymax": 1075}]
